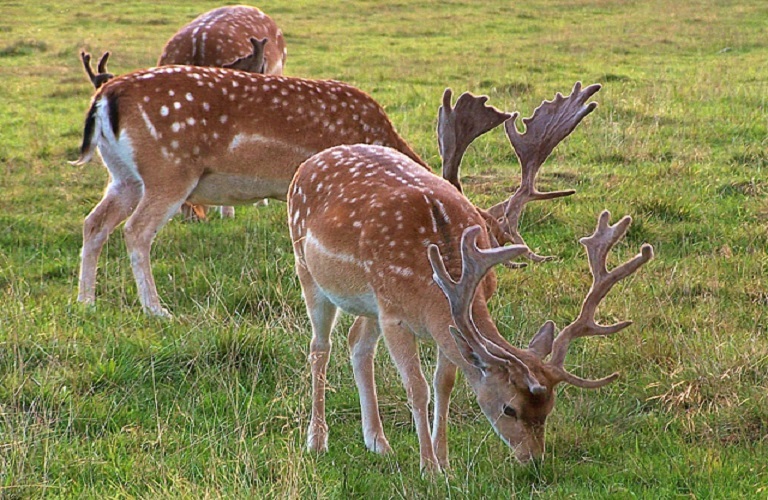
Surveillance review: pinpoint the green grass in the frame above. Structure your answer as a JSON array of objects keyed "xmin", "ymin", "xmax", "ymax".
[{"xmin": 1, "ymin": 0, "xmax": 767, "ymax": 497}]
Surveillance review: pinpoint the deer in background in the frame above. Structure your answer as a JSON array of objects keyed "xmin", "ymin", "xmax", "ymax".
[
  {"xmin": 76, "ymin": 5, "xmax": 281, "ymax": 94},
  {"xmin": 159, "ymin": 5, "xmax": 287, "ymax": 75},
  {"xmin": 71, "ymin": 65, "xmax": 429, "ymax": 317},
  {"xmin": 159, "ymin": 4, "xmax": 289, "ymax": 220},
  {"xmin": 288, "ymin": 83, "xmax": 653, "ymax": 471}
]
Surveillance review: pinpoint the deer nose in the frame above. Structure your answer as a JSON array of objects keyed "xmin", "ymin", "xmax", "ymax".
[{"xmin": 514, "ymin": 443, "xmax": 544, "ymax": 464}]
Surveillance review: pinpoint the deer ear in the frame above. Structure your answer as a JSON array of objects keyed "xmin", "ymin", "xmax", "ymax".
[
  {"xmin": 223, "ymin": 37, "xmax": 268, "ymax": 73},
  {"xmin": 250, "ymin": 37, "xmax": 268, "ymax": 73},
  {"xmin": 449, "ymin": 326, "xmax": 489, "ymax": 373},
  {"xmin": 528, "ymin": 321, "xmax": 555, "ymax": 359}
]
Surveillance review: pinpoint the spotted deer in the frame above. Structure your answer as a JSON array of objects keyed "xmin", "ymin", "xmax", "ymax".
[
  {"xmin": 159, "ymin": 4, "xmax": 288, "ymax": 220},
  {"xmin": 71, "ymin": 65, "xmax": 427, "ymax": 317},
  {"xmin": 288, "ymin": 83, "xmax": 653, "ymax": 472},
  {"xmin": 159, "ymin": 5, "xmax": 287, "ymax": 74}
]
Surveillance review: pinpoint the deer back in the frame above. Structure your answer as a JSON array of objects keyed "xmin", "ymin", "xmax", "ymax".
[
  {"xmin": 289, "ymin": 144, "xmax": 495, "ymax": 324},
  {"xmin": 74, "ymin": 66, "xmax": 426, "ymax": 199},
  {"xmin": 159, "ymin": 5, "xmax": 287, "ymax": 75}
]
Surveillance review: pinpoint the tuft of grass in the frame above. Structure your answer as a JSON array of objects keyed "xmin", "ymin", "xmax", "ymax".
[{"xmin": 0, "ymin": 39, "xmax": 48, "ymax": 57}]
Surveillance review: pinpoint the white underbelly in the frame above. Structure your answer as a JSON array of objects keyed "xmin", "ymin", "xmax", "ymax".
[
  {"xmin": 188, "ymin": 173, "xmax": 288, "ymax": 205},
  {"xmin": 302, "ymin": 230, "xmax": 378, "ymax": 317},
  {"xmin": 319, "ymin": 287, "xmax": 379, "ymax": 318}
]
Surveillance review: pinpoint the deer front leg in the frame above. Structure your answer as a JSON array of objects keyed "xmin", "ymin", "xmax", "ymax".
[
  {"xmin": 432, "ymin": 349, "xmax": 457, "ymax": 469},
  {"xmin": 78, "ymin": 180, "xmax": 142, "ymax": 305},
  {"xmin": 348, "ymin": 316, "xmax": 392, "ymax": 455},
  {"xmin": 380, "ymin": 315, "xmax": 440, "ymax": 474},
  {"xmin": 296, "ymin": 266, "xmax": 338, "ymax": 453},
  {"xmin": 122, "ymin": 187, "xmax": 191, "ymax": 318}
]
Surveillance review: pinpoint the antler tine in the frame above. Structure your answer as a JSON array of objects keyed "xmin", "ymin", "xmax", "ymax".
[
  {"xmin": 96, "ymin": 51, "xmax": 110, "ymax": 74},
  {"xmin": 510, "ymin": 81, "xmax": 601, "ymax": 171},
  {"xmin": 80, "ymin": 50, "xmax": 113, "ymax": 89},
  {"xmin": 428, "ymin": 226, "xmax": 528, "ymax": 327},
  {"xmin": 437, "ymin": 89, "xmax": 512, "ymax": 193},
  {"xmin": 486, "ymin": 82, "xmax": 601, "ymax": 258},
  {"xmin": 547, "ymin": 210, "xmax": 654, "ymax": 387},
  {"xmin": 80, "ymin": 51, "xmax": 96, "ymax": 84}
]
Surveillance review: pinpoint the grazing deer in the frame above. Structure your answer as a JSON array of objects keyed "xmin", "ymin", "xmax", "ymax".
[
  {"xmin": 158, "ymin": 5, "xmax": 288, "ymax": 221},
  {"xmin": 71, "ymin": 65, "xmax": 427, "ymax": 317},
  {"xmin": 288, "ymin": 83, "xmax": 653, "ymax": 472},
  {"xmin": 159, "ymin": 5, "xmax": 287, "ymax": 75}
]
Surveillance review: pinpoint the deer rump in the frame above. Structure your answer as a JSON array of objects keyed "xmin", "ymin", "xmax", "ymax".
[{"xmin": 72, "ymin": 65, "xmax": 423, "ymax": 207}]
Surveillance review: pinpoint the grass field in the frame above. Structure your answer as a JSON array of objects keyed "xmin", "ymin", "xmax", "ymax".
[{"xmin": 1, "ymin": 0, "xmax": 767, "ymax": 497}]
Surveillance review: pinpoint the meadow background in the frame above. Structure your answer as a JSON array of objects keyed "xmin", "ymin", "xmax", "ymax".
[{"xmin": 1, "ymin": 0, "xmax": 767, "ymax": 497}]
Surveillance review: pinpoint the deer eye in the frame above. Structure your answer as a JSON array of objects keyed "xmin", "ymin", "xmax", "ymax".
[{"xmin": 503, "ymin": 405, "xmax": 517, "ymax": 418}]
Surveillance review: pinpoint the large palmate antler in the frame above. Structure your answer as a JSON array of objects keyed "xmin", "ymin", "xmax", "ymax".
[
  {"xmin": 546, "ymin": 211, "xmax": 654, "ymax": 388},
  {"xmin": 487, "ymin": 82, "xmax": 601, "ymax": 260},
  {"xmin": 437, "ymin": 88, "xmax": 512, "ymax": 193},
  {"xmin": 80, "ymin": 51, "xmax": 114, "ymax": 89},
  {"xmin": 427, "ymin": 226, "xmax": 546, "ymax": 393}
]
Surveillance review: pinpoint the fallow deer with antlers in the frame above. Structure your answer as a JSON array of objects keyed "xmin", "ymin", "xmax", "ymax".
[
  {"xmin": 71, "ymin": 65, "xmax": 427, "ymax": 317},
  {"xmin": 288, "ymin": 83, "xmax": 653, "ymax": 471},
  {"xmin": 159, "ymin": 4, "xmax": 288, "ymax": 220}
]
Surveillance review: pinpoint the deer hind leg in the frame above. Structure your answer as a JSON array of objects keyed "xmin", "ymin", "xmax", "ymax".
[
  {"xmin": 122, "ymin": 184, "xmax": 195, "ymax": 317},
  {"xmin": 296, "ymin": 265, "xmax": 338, "ymax": 453},
  {"xmin": 347, "ymin": 316, "xmax": 392, "ymax": 455},
  {"xmin": 78, "ymin": 180, "xmax": 143, "ymax": 305},
  {"xmin": 380, "ymin": 314, "xmax": 440, "ymax": 474},
  {"xmin": 431, "ymin": 349, "xmax": 457, "ymax": 469}
]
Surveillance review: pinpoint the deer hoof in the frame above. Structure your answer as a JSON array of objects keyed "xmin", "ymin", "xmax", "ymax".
[
  {"xmin": 145, "ymin": 305, "xmax": 172, "ymax": 319},
  {"xmin": 307, "ymin": 422, "xmax": 328, "ymax": 453},
  {"xmin": 364, "ymin": 434, "xmax": 392, "ymax": 455}
]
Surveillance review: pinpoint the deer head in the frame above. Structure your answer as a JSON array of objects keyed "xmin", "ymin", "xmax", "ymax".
[{"xmin": 428, "ymin": 211, "xmax": 653, "ymax": 462}]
